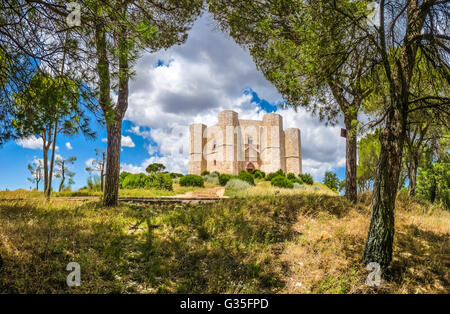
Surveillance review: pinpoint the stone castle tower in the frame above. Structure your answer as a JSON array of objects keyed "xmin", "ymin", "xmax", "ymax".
[{"xmin": 189, "ymin": 110, "xmax": 302, "ymax": 175}]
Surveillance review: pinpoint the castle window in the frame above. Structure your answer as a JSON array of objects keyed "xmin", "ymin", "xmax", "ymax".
[
  {"xmin": 214, "ymin": 160, "xmax": 216, "ymax": 166},
  {"xmin": 248, "ymin": 136, "xmax": 253, "ymax": 145},
  {"xmin": 212, "ymin": 139, "xmax": 216, "ymax": 151}
]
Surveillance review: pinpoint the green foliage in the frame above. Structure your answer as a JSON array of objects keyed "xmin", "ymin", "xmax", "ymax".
[
  {"xmin": 219, "ymin": 174, "xmax": 233, "ymax": 186},
  {"xmin": 266, "ymin": 169, "xmax": 285, "ymax": 181},
  {"xmin": 299, "ymin": 173, "xmax": 314, "ymax": 185},
  {"xmin": 169, "ymin": 172, "xmax": 184, "ymax": 179},
  {"xmin": 122, "ymin": 173, "xmax": 149, "ymax": 189},
  {"xmin": 203, "ymin": 174, "xmax": 220, "ymax": 185},
  {"xmin": 179, "ymin": 174, "xmax": 204, "ymax": 187},
  {"xmin": 145, "ymin": 163, "xmax": 166, "ymax": 174},
  {"xmin": 238, "ymin": 171, "xmax": 255, "ymax": 186},
  {"xmin": 201, "ymin": 170, "xmax": 210, "ymax": 176},
  {"xmin": 271, "ymin": 175, "xmax": 294, "ymax": 189},
  {"xmin": 357, "ymin": 132, "xmax": 380, "ymax": 192},
  {"xmin": 225, "ymin": 178, "xmax": 251, "ymax": 191},
  {"xmin": 323, "ymin": 171, "xmax": 340, "ymax": 192},
  {"xmin": 417, "ymin": 162, "xmax": 450, "ymax": 209},
  {"xmin": 252, "ymin": 169, "xmax": 265, "ymax": 179},
  {"xmin": 287, "ymin": 173, "xmax": 296, "ymax": 180},
  {"xmin": 119, "ymin": 172, "xmax": 131, "ymax": 188},
  {"xmin": 146, "ymin": 173, "xmax": 173, "ymax": 191}
]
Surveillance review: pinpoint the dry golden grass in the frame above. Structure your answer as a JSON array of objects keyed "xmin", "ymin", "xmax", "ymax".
[
  {"xmin": 226, "ymin": 181, "xmax": 337, "ymax": 197},
  {"xmin": 0, "ymin": 190, "xmax": 448, "ymax": 294}
]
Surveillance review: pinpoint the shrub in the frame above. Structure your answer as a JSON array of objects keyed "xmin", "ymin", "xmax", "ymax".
[
  {"xmin": 201, "ymin": 170, "xmax": 210, "ymax": 176},
  {"xmin": 271, "ymin": 175, "xmax": 294, "ymax": 189},
  {"xmin": 219, "ymin": 174, "xmax": 232, "ymax": 186},
  {"xmin": 287, "ymin": 173, "xmax": 296, "ymax": 180},
  {"xmin": 266, "ymin": 169, "xmax": 285, "ymax": 181},
  {"xmin": 146, "ymin": 173, "xmax": 173, "ymax": 191},
  {"xmin": 252, "ymin": 169, "xmax": 265, "ymax": 179},
  {"xmin": 293, "ymin": 182, "xmax": 306, "ymax": 190},
  {"xmin": 119, "ymin": 172, "xmax": 131, "ymax": 188},
  {"xmin": 225, "ymin": 179, "xmax": 251, "ymax": 191},
  {"xmin": 204, "ymin": 174, "xmax": 220, "ymax": 185},
  {"xmin": 238, "ymin": 171, "xmax": 255, "ymax": 185},
  {"xmin": 180, "ymin": 174, "xmax": 204, "ymax": 187},
  {"xmin": 211, "ymin": 171, "xmax": 220, "ymax": 177},
  {"xmin": 299, "ymin": 173, "xmax": 314, "ymax": 185},
  {"xmin": 169, "ymin": 172, "xmax": 184, "ymax": 179},
  {"xmin": 122, "ymin": 173, "xmax": 149, "ymax": 189}
]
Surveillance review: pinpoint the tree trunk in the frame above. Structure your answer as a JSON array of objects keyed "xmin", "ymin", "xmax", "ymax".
[
  {"xmin": 101, "ymin": 152, "xmax": 105, "ymax": 192},
  {"xmin": 363, "ymin": 104, "xmax": 407, "ymax": 268},
  {"xmin": 46, "ymin": 121, "xmax": 58, "ymax": 198},
  {"xmin": 42, "ymin": 135, "xmax": 49, "ymax": 193},
  {"xmin": 103, "ymin": 122, "xmax": 122, "ymax": 206},
  {"xmin": 102, "ymin": 17, "xmax": 128, "ymax": 206},
  {"xmin": 59, "ymin": 160, "xmax": 65, "ymax": 192},
  {"xmin": 344, "ymin": 116, "xmax": 358, "ymax": 203},
  {"xmin": 407, "ymin": 155, "xmax": 418, "ymax": 196}
]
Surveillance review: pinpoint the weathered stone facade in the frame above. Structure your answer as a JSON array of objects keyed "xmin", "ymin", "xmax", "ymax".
[{"xmin": 189, "ymin": 110, "xmax": 302, "ymax": 175}]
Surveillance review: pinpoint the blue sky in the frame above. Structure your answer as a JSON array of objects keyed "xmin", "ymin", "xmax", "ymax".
[{"xmin": 0, "ymin": 13, "xmax": 348, "ymax": 191}]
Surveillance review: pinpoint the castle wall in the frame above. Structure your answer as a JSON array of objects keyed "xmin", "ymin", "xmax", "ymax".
[
  {"xmin": 285, "ymin": 128, "xmax": 302, "ymax": 174},
  {"xmin": 189, "ymin": 110, "xmax": 301, "ymax": 176}
]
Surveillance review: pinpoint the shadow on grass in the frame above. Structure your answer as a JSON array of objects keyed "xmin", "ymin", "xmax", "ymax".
[
  {"xmin": 385, "ymin": 224, "xmax": 449, "ymax": 293},
  {"xmin": 0, "ymin": 194, "xmax": 351, "ymax": 293}
]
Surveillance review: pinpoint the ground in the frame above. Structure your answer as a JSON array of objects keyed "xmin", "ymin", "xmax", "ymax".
[{"xmin": 0, "ymin": 182, "xmax": 448, "ymax": 294}]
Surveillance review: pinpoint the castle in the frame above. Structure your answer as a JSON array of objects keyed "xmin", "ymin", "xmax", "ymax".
[{"xmin": 189, "ymin": 110, "xmax": 302, "ymax": 175}]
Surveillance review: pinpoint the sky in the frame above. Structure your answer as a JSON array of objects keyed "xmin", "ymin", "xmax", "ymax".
[{"xmin": 0, "ymin": 13, "xmax": 348, "ymax": 191}]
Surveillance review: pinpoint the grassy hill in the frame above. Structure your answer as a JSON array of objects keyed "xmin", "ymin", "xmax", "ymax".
[{"xmin": 0, "ymin": 189, "xmax": 448, "ymax": 293}]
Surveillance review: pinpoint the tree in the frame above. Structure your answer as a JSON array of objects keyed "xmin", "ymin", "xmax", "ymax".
[
  {"xmin": 323, "ymin": 171, "xmax": 340, "ymax": 192},
  {"xmin": 335, "ymin": 0, "xmax": 450, "ymax": 268},
  {"xmin": 13, "ymin": 72, "xmax": 94, "ymax": 198},
  {"xmin": 27, "ymin": 159, "xmax": 44, "ymax": 190},
  {"xmin": 90, "ymin": 0, "xmax": 203, "ymax": 206},
  {"xmin": 86, "ymin": 148, "xmax": 106, "ymax": 192},
  {"xmin": 207, "ymin": 0, "xmax": 375, "ymax": 203},
  {"xmin": 145, "ymin": 163, "xmax": 166, "ymax": 174},
  {"xmin": 54, "ymin": 156, "xmax": 77, "ymax": 192}
]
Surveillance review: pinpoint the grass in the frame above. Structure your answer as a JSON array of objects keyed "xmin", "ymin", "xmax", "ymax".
[
  {"xmin": 0, "ymin": 184, "xmax": 213, "ymax": 199},
  {"xmin": 225, "ymin": 180, "xmax": 337, "ymax": 197},
  {"xmin": 0, "ymin": 190, "xmax": 448, "ymax": 294}
]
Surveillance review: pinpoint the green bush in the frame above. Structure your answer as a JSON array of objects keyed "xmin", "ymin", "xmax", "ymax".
[
  {"xmin": 146, "ymin": 173, "xmax": 173, "ymax": 191},
  {"xmin": 287, "ymin": 173, "xmax": 296, "ymax": 180},
  {"xmin": 417, "ymin": 162, "xmax": 449, "ymax": 209},
  {"xmin": 266, "ymin": 169, "xmax": 285, "ymax": 181},
  {"xmin": 299, "ymin": 173, "xmax": 314, "ymax": 185},
  {"xmin": 122, "ymin": 173, "xmax": 149, "ymax": 189},
  {"xmin": 204, "ymin": 174, "xmax": 219, "ymax": 185},
  {"xmin": 219, "ymin": 174, "xmax": 232, "ymax": 186},
  {"xmin": 271, "ymin": 175, "xmax": 294, "ymax": 188},
  {"xmin": 169, "ymin": 172, "xmax": 184, "ymax": 179},
  {"xmin": 225, "ymin": 178, "xmax": 251, "ymax": 191},
  {"xmin": 252, "ymin": 169, "xmax": 265, "ymax": 179},
  {"xmin": 201, "ymin": 170, "xmax": 210, "ymax": 176},
  {"xmin": 119, "ymin": 172, "xmax": 132, "ymax": 188},
  {"xmin": 238, "ymin": 171, "xmax": 255, "ymax": 185},
  {"xmin": 212, "ymin": 171, "xmax": 220, "ymax": 177},
  {"xmin": 180, "ymin": 174, "xmax": 204, "ymax": 187}
]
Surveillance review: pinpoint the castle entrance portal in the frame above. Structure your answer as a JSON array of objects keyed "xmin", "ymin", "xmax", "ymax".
[{"xmin": 246, "ymin": 162, "xmax": 255, "ymax": 173}]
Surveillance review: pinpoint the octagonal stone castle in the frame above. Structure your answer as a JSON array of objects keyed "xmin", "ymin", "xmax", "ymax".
[{"xmin": 189, "ymin": 110, "xmax": 302, "ymax": 175}]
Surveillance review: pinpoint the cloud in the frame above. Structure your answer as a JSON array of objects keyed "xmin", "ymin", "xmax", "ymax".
[
  {"xmin": 102, "ymin": 135, "xmax": 135, "ymax": 148},
  {"xmin": 121, "ymin": 135, "xmax": 135, "ymax": 148},
  {"xmin": 121, "ymin": 13, "xmax": 347, "ymax": 181},
  {"xmin": 16, "ymin": 136, "xmax": 43, "ymax": 149},
  {"xmin": 65, "ymin": 142, "xmax": 73, "ymax": 150}
]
